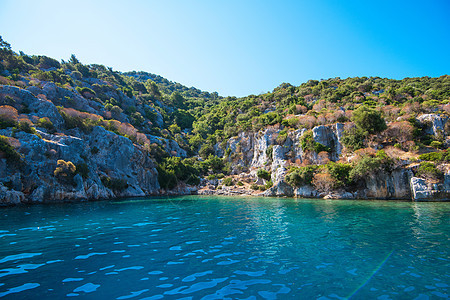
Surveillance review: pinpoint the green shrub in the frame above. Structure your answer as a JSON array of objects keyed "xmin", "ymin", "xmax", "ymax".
[
  {"xmin": 222, "ymin": 177, "xmax": 233, "ymax": 186},
  {"xmin": 75, "ymin": 162, "xmax": 89, "ymax": 179},
  {"xmin": 285, "ymin": 165, "xmax": 317, "ymax": 187},
  {"xmin": 326, "ymin": 162, "xmax": 352, "ymax": 187},
  {"xmin": 203, "ymin": 155, "xmax": 226, "ymax": 174},
  {"xmin": 418, "ymin": 152, "xmax": 442, "ymax": 161},
  {"xmin": 54, "ymin": 159, "xmax": 75, "ymax": 174},
  {"xmin": 207, "ymin": 174, "xmax": 217, "ymax": 180},
  {"xmin": 430, "ymin": 141, "xmax": 444, "ymax": 149},
  {"xmin": 257, "ymin": 169, "xmax": 271, "ymax": 181},
  {"xmin": 59, "ymin": 109, "xmax": 96, "ymax": 133},
  {"xmin": 157, "ymin": 156, "xmax": 202, "ymax": 189},
  {"xmin": 54, "ymin": 160, "xmax": 76, "ymax": 184},
  {"xmin": 300, "ymin": 130, "xmax": 330, "ymax": 153},
  {"xmin": 198, "ymin": 143, "xmax": 215, "ymax": 159},
  {"xmin": 349, "ymin": 156, "xmax": 382, "ymax": 181},
  {"xmin": 416, "ymin": 162, "xmax": 443, "ymax": 181},
  {"xmin": 418, "ymin": 151, "xmax": 450, "ymax": 162},
  {"xmin": 36, "ymin": 117, "xmax": 55, "ymax": 132},
  {"xmin": 17, "ymin": 121, "xmax": 36, "ymax": 134},
  {"xmin": 101, "ymin": 175, "xmax": 128, "ymax": 191},
  {"xmin": 0, "ymin": 135, "xmax": 22, "ymax": 163},
  {"xmin": 250, "ymin": 183, "xmax": 259, "ymax": 190},
  {"xmin": 110, "ymin": 105, "xmax": 123, "ymax": 115},
  {"xmin": 276, "ymin": 130, "xmax": 288, "ymax": 145},
  {"xmin": 76, "ymin": 86, "xmax": 96, "ymax": 97},
  {"xmin": 351, "ymin": 105, "xmax": 387, "ymax": 134},
  {"xmin": 157, "ymin": 166, "xmax": 177, "ymax": 190},
  {"xmin": 341, "ymin": 127, "xmax": 365, "ymax": 151},
  {"xmin": 266, "ymin": 145, "xmax": 273, "ymax": 159},
  {"xmin": 265, "ymin": 180, "xmax": 273, "ymax": 189},
  {"xmin": 0, "ymin": 116, "xmax": 17, "ymax": 129},
  {"xmin": 237, "ymin": 181, "xmax": 244, "ymax": 186}
]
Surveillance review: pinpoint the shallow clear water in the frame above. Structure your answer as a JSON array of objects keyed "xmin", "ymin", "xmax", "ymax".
[{"xmin": 0, "ymin": 196, "xmax": 449, "ymax": 299}]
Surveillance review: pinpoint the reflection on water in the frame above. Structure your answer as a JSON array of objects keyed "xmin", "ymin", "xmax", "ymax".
[{"xmin": 0, "ymin": 196, "xmax": 448, "ymax": 299}]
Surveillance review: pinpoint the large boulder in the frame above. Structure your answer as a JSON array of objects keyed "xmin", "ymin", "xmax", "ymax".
[
  {"xmin": 417, "ymin": 114, "xmax": 448, "ymax": 137},
  {"xmin": 411, "ymin": 176, "xmax": 450, "ymax": 201},
  {"xmin": 294, "ymin": 185, "xmax": 319, "ymax": 198},
  {"xmin": 263, "ymin": 180, "xmax": 294, "ymax": 197},
  {"xmin": 0, "ymin": 185, "xmax": 25, "ymax": 205}
]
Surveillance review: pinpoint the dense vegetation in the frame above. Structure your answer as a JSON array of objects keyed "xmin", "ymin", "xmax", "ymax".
[{"xmin": 1, "ymin": 35, "xmax": 449, "ymax": 191}]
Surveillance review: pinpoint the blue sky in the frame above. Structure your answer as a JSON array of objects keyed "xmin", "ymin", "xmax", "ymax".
[{"xmin": 0, "ymin": 0, "xmax": 449, "ymax": 96}]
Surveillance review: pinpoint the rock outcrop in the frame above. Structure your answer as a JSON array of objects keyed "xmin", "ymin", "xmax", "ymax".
[
  {"xmin": 0, "ymin": 85, "xmax": 168, "ymax": 205},
  {"xmin": 0, "ymin": 125, "xmax": 161, "ymax": 204},
  {"xmin": 213, "ymin": 122, "xmax": 449, "ymax": 201},
  {"xmin": 411, "ymin": 174, "xmax": 450, "ymax": 201}
]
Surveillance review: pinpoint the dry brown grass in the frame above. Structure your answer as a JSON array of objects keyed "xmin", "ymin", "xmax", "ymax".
[{"xmin": 384, "ymin": 146, "xmax": 418, "ymax": 160}]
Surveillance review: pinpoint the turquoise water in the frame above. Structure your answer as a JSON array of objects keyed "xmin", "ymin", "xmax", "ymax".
[{"xmin": 0, "ymin": 196, "xmax": 449, "ymax": 299}]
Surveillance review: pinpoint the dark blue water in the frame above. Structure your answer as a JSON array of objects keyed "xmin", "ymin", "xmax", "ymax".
[{"xmin": 0, "ymin": 196, "xmax": 449, "ymax": 299}]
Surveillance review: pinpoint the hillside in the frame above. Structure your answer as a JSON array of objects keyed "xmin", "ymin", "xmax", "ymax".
[{"xmin": 0, "ymin": 36, "xmax": 449, "ymax": 204}]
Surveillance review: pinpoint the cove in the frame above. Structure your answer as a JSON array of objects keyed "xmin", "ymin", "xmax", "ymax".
[{"xmin": 0, "ymin": 196, "xmax": 449, "ymax": 299}]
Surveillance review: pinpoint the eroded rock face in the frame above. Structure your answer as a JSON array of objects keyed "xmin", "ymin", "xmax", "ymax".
[
  {"xmin": 0, "ymin": 125, "xmax": 161, "ymax": 205},
  {"xmin": 219, "ymin": 125, "xmax": 345, "ymax": 177},
  {"xmin": 363, "ymin": 169, "xmax": 413, "ymax": 199},
  {"xmin": 214, "ymin": 122, "xmax": 450, "ymax": 201},
  {"xmin": 1, "ymin": 85, "xmax": 64, "ymax": 127},
  {"xmin": 312, "ymin": 123, "xmax": 344, "ymax": 162},
  {"xmin": 250, "ymin": 129, "xmax": 274, "ymax": 169},
  {"xmin": 0, "ymin": 82, "xmax": 186, "ymax": 205},
  {"xmin": 411, "ymin": 176, "xmax": 450, "ymax": 201},
  {"xmin": 294, "ymin": 185, "xmax": 319, "ymax": 198},
  {"xmin": 411, "ymin": 177, "xmax": 432, "ymax": 200},
  {"xmin": 417, "ymin": 114, "xmax": 448, "ymax": 137},
  {"xmin": 264, "ymin": 180, "xmax": 294, "ymax": 197},
  {"xmin": 0, "ymin": 185, "xmax": 25, "ymax": 205}
]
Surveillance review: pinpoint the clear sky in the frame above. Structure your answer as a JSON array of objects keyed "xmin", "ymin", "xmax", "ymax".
[{"xmin": 0, "ymin": 0, "xmax": 449, "ymax": 97}]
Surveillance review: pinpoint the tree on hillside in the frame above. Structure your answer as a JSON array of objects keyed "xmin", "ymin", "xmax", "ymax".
[
  {"xmin": 169, "ymin": 91, "xmax": 185, "ymax": 108},
  {"xmin": 351, "ymin": 105, "xmax": 387, "ymax": 134},
  {"xmin": 0, "ymin": 36, "xmax": 13, "ymax": 61},
  {"xmin": 68, "ymin": 54, "xmax": 80, "ymax": 64}
]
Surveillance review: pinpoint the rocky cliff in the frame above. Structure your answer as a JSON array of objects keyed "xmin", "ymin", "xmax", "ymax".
[
  {"xmin": 202, "ymin": 117, "xmax": 450, "ymax": 201},
  {"xmin": 0, "ymin": 84, "xmax": 187, "ymax": 205}
]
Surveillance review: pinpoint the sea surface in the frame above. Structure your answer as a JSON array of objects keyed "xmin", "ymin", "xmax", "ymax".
[{"xmin": 0, "ymin": 196, "xmax": 449, "ymax": 299}]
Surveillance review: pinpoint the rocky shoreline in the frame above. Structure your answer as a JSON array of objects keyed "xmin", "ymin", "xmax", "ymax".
[{"xmin": 1, "ymin": 85, "xmax": 449, "ymax": 205}]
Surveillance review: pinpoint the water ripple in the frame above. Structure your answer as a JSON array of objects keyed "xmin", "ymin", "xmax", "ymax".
[
  {"xmin": 62, "ymin": 278, "xmax": 84, "ymax": 282},
  {"xmin": 0, "ymin": 252, "xmax": 42, "ymax": 263},
  {"xmin": 117, "ymin": 289, "xmax": 149, "ymax": 299},
  {"xmin": 73, "ymin": 283, "xmax": 100, "ymax": 293},
  {"xmin": 0, "ymin": 283, "xmax": 40, "ymax": 297},
  {"xmin": 0, "ymin": 263, "xmax": 45, "ymax": 278},
  {"xmin": 234, "ymin": 270, "xmax": 266, "ymax": 277},
  {"xmin": 75, "ymin": 252, "xmax": 107, "ymax": 259},
  {"xmin": 182, "ymin": 271, "xmax": 213, "ymax": 282},
  {"xmin": 115, "ymin": 266, "xmax": 144, "ymax": 272}
]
